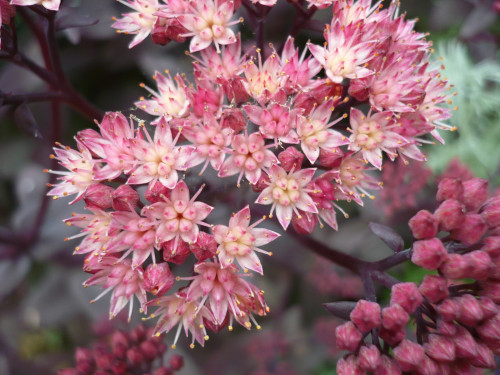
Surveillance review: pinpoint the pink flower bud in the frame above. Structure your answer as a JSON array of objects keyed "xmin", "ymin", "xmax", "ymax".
[
  {"xmin": 436, "ymin": 178, "xmax": 463, "ymax": 202},
  {"xmin": 440, "ymin": 253, "xmax": 471, "ymax": 280},
  {"xmin": 454, "ymin": 326, "xmax": 477, "ymax": 358},
  {"xmin": 94, "ymin": 350, "xmax": 114, "ymax": 370},
  {"xmin": 151, "ymin": 19, "xmax": 170, "ymax": 45},
  {"xmin": 437, "ymin": 298, "xmax": 459, "ymax": 321},
  {"xmin": 478, "ymin": 297, "xmax": 498, "ymax": 319},
  {"xmin": 164, "ymin": 19, "xmax": 187, "ymax": 43},
  {"xmin": 393, "ymin": 339, "xmax": 425, "ymax": 372},
  {"xmin": 130, "ymin": 324, "xmax": 147, "ymax": 342},
  {"xmin": 463, "ymin": 250, "xmax": 493, "ymax": 280},
  {"xmin": 221, "ymin": 108, "xmax": 246, "ymax": 133},
  {"xmin": 223, "ymin": 77, "xmax": 249, "ymax": 104},
  {"xmin": 336, "ymin": 355, "xmax": 363, "ymax": 375},
  {"xmin": 278, "ymin": 147, "xmax": 304, "ymax": 172},
  {"xmin": 494, "ymin": 0, "xmax": 500, "ymax": 13},
  {"xmin": 390, "ymin": 282, "xmax": 423, "ymax": 314},
  {"xmin": 462, "ymin": 178, "xmax": 489, "ymax": 211},
  {"xmin": 481, "ymin": 196, "xmax": 500, "ymax": 228},
  {"xmin": 479, "ymin": 280, "xmax": 500, "ymax": 303},
  {"xmin": 411, "ymin": 238, "xmax": 447, "ymax": 270},
  {"xmin": 145, "ymin": 181, "xmax": 171, "ymax": 204},
  {"xmin": 350, "ymin": 300, "xmax": 381, "ymax": 333},
  {"xmin": 162, "ymin": 240, "xmax": 191, "ymax": 265},
  {"xmin": 382, "ymin": 303, "xmax": 410, "ymax": 331},
  {"xmin": 477, "ymin": 313, "xmax": 500, "ymax": 342},
  {"xmin": 192, "ymin": 88, "xmax": 221, "ymax": 118},
  {"xmin": 451, "ymin": 214, "xmax": 488, "ymax": 246},
  {"xmin": 373, "ymin": 355, "xmax": 402, "ymax": 375},
  {"xmin": 139, "ymin": 340, "xmax": 158, "ymax": 362},
  {"xmin": 126, "ymin": 347, "xmax": 144, "ymax": 367},
  {"xmin": 154, "ymin": 367, "xmax": 173, "ymax": 375},
  {"xmin": 378, "ymin": 327, "xmax": 406, "ymax": 346},
  {"xmin": 143, "ymin": 263, "xmax": 175, "ymax": 297},
  {"xmin": 481, "ymin": 236, "xmax": 500, "ymax": 259},
  {"xmin": 251, "ymin": 174, "xmax": 270, "ymax": 193},
  {"xmin": 112, "ymin": 185, "xmax": 140, "ymax": 211},
  {"xmin": 409, "ymin": 210, "xmax": 438, "ymax": 239},
  {"xmin": 189, "ymin": 232, "xmax": 217, "ymax": 261},
  {"xmin": 471, "ymin": 342, "xmax": 496, "ymax": 369},
  {"xmin": 335, "ymin": 321, "xmax": 363, "ymax": 352},
  {"xmin": 419, "ymin": 355, "xmax": 441, "ymax": 375},
  {"xmin": 318, "ymin": 148, "xmax": 343, "ymax": 168},
  {"xmin": 112, "ymin": 361, "xmax": 128, "ymax": 375},
  {"xmin": 434, "ymin": 199, "xmax": 466, "ymax": 231},
  {"xmin": 358, "ymin": 345, "xmax": 381, "ymax": 371},
  {"xmin": 83, "ymin": 184, "xmax": 114, "ymax": 210},
  {"xmin": 75, "ymin": 347, "xmax": 93, "ymax": 363},
  {"xmin": 169, "ymin": 354, "xmax": 184, "ymax": 370},
  {"xmin": 437, "ymin": 319, "xmax": 456, "ymax": 336},
  {"xmin": 424, "ymin": 334, "xmax": 455, "ymax": 362},
  {"xmin": 418, "ymin": 275, "xmax": 449, "ymax": 303},
  {"xmin": 291, "ymin": 211, "xmax": 318, "ymax": 234}
]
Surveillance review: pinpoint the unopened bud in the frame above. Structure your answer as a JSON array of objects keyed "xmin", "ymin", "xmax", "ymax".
[
  {"xmin": 454, "ymin": 326, "xmax": 478, "ymax": 358},
  {"xmin": 477, "ymin": 313, "xmax": 500, "ymax": 341},
  {"xmin": 143, "ymin": 263, "xmax": 175, "ymax": 297},
  {"xmin": 409, "ymin": 210, "xmax": 438, "ymax": 239},
  {"xmin": 479, "ymin": 280, "xmax": 500, "ymax": 303},
  {"xmin": 437, "ymin": 298, "xmax": 459, "ymax": 322},
  {"xmin": 436, "ymin": 319, "xmax": 456, "ymax": 336},
  {"xmin": 358, "ymin": 344, "xmax": 381, "ymax": 371},
  {"xmin": 221, "ymin": 108, "xmax": 246, "ymax": 133},
  {"xmin": 378, "ymin": 327, "xmax": 406, "ymax": 346},
  {"xmin": 471, "ymin": 342, "xmax": 496, "ymax": 369},
  {"xmin": 451, "ymin": 214, "xmax": 487, "ymax": 246},
  {"xmin": 190, "ymin": 232, "xmax": 217, "ymax": 261},
  {"xmin": 251, "ymin": 174, "xmax": 270, "ymax": 193},
  {"xmin": 478, "ymin": 297, "xmax": 498, "ymax": 320},
  {"xmin": 382, "ymin": 303, "xmax": 410, "ymax": 331},
  {"xmin": 481, "ymin": 236, "xmax": 500, "ymax": 259},
  {"xmin": 291, "ymin": 211, "xmax": 318, "ymax": 234},
  {"xmin": 411, "ymin": 238, "xmax": 447, "ymax": 270},
  {"xmin": 126, "ymin": 347, "xmax": 144, "ymax": 367},
  {"xmin": 112, "ymin": 185, "xmax": 140, "ymax": 211},
  {"xmin": 145, "ymin": 181, "xmax": 171, "ymax": 203},
  {"xmin": 436, "ymin": 178, "xmax": 463, "ymax": 202},
  {"xmin": 418, "ymin": 274, "xmax": 449, "ymax": 303},
  {"xmin": 424, "ymin": 334, "xmax": 455, "ymax": 362},
  {"xmin": 318, "ymin": 148, "xmax": 343, "ymax": 168},
  {"xmin": 350, "ymin": 300, "xmax": 381, "ymax": 333},
  {"xmin": 335, "ymin": 321, "xmax": 363, "ymax": 352},
  {"xmin": 440, "ymin": 253, "xmax": 471, "ymax": 280},
  {"xmin": 162, "ymin": 239, "xmax": 191, "ymax": 265},
  {"xmin": 434, "ymin": 199, "xmax": 466, "ymax": 231},
  {"xmin": 480, "ymin": 196, "xmax": 500, "ymax": 228},
  {"xmin": 463, "ymin": 250, "xmax": 493, "ymax": 280},
  {"xmin": 337, "ymin": 355, "xmax": 363, "ymax": 375},
  {"xmin": 83, "ymin": 184, "xmax": 114, "ymax": 210},
  {"xmin": 94, "ymin": 350, "xmax": 114, "ymax": 370},
  {"xmin": 278, "ymin": 147, "xmax": 304, "ymax": 172},
  {"xmin": 169, "ymin": 354, "xmax": 184, "ymax": 370},
  {"xmin": 373, "ymin": 355, "xmax": 402, "ymax": 375},
  {"xmin": 111, "ymin": 361, "xmax": 127, "ymax": 375},
  {"xmin": 154, "ymin": 367, "xmax": 173, "ymax": 375},
  {"xmin": 139, "ymin": 340, "xmax": 158, "ymax": 362},
  {"xmin": 393, "ymin": 339, "xmax": 425, "ymax": 372},
  {"xmin": 462, "ymin": 178, "xmax": 489, "ymax": 211},
  {"xmin": 390, "ymin": 282, "xmax": 423, "ymax": 314}
]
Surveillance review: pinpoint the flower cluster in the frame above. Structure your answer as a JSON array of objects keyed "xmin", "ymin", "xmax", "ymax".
[
  {"xmin": 58, "ymin": 324, "xmax": 184, "ymax": 375},
  {"xmin": 49, "ymin": 0, "xmax": 455, "ymax": 350},
  {"xmin": 332, "ymin": 176, "xmax": 500, "ymax": 374}
]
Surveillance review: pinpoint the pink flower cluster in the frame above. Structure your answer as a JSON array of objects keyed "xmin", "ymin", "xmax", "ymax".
[
  {"xmin": 50, "ymin": 0, "xmax": 455, "ymax": 349},
  {"xmin": 58, "ymin": 324, "xmax": 184, "ymax": 375},
  {"xmin": 333, "ymin": 176, "xmax": 500, "ymax": 374}
]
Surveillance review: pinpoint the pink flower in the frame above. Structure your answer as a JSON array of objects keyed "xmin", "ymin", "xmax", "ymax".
[
  {"xmin": 296, "ymin": 99, "xmax": 349, "ymax": 164},
  {"xmin": 218, "ymin": 131, "xmax": 277, "ymax": 186},
  {"xmin": 84, "ymin": 257, "xmax": 147, "ymax": 321},
  {"xmin": 135, "ymin": 71, "xmax": 190, "ymax": 123},
  {"xmin": 255, "ymin": 164, "xmax": 317, "ymax": 230},
  {"xmin": 112, "ymin": 0, "xmax": 162, "ymax": 48},
  {"xmin": 127, "ymin": 118, "xmax": 194, "ymax": 188},
  {"xmin": 144, "ymin": 180, "xmax": 213, "ymax": 251},
  {"xmin": 47, "ymin": 141, "xmax": 98, "ymax": 203},
  {"xmin": 176, "ymin": 0, "xmax": 241, "ymax": 53},
  {"xmin": 77, "ymin": 112, "xmax": 136, "ymax": 181},
  {"xmin": 10, "ymin": 0, "xmax": 60, "ymax": 11},
  {"xmin": 244, "ymin": 103, "xmax": 299, "ymax": 145},
  {"xmin": 212, "ymin": 205, "xmax": 280, "ymax": 274},
  {"xmin": 348, "ymin": 108, "xmax": 409, "ymax": 170},
  {"xmin": 149, "ymin": 290, "xmax": 213, "ymax": 348},
  {"xmin": 308, "ymin": 21, "xmax": 375, "ymax": 84},
  {"xmin": 243, "ymin": 49, "xmax": 287, "ymax": 105},
  {"xmin": 186, "ymin": 261, "xmax": 268, "ymax": 329},
  {"xmin": 182, "ymin": 115, "xmax": 234, "ymax": 175}
]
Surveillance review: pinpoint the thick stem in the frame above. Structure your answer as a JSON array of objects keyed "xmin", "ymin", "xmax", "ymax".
[{"xmin": 369, "ymin": 249, "xmax": 411, "ymax": 271}]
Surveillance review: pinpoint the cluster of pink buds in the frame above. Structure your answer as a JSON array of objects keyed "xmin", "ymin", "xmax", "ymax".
[
  {"xmin": 331, "ymin": 176, "xmax": 500, "ymax": 374},
  {"xmin": 58, "ymin": 324, "xmax": 184, "ymax": 375},
  {"xmin": 48, "ymin": 0, "xmax": 457, "ymax": 351}
]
